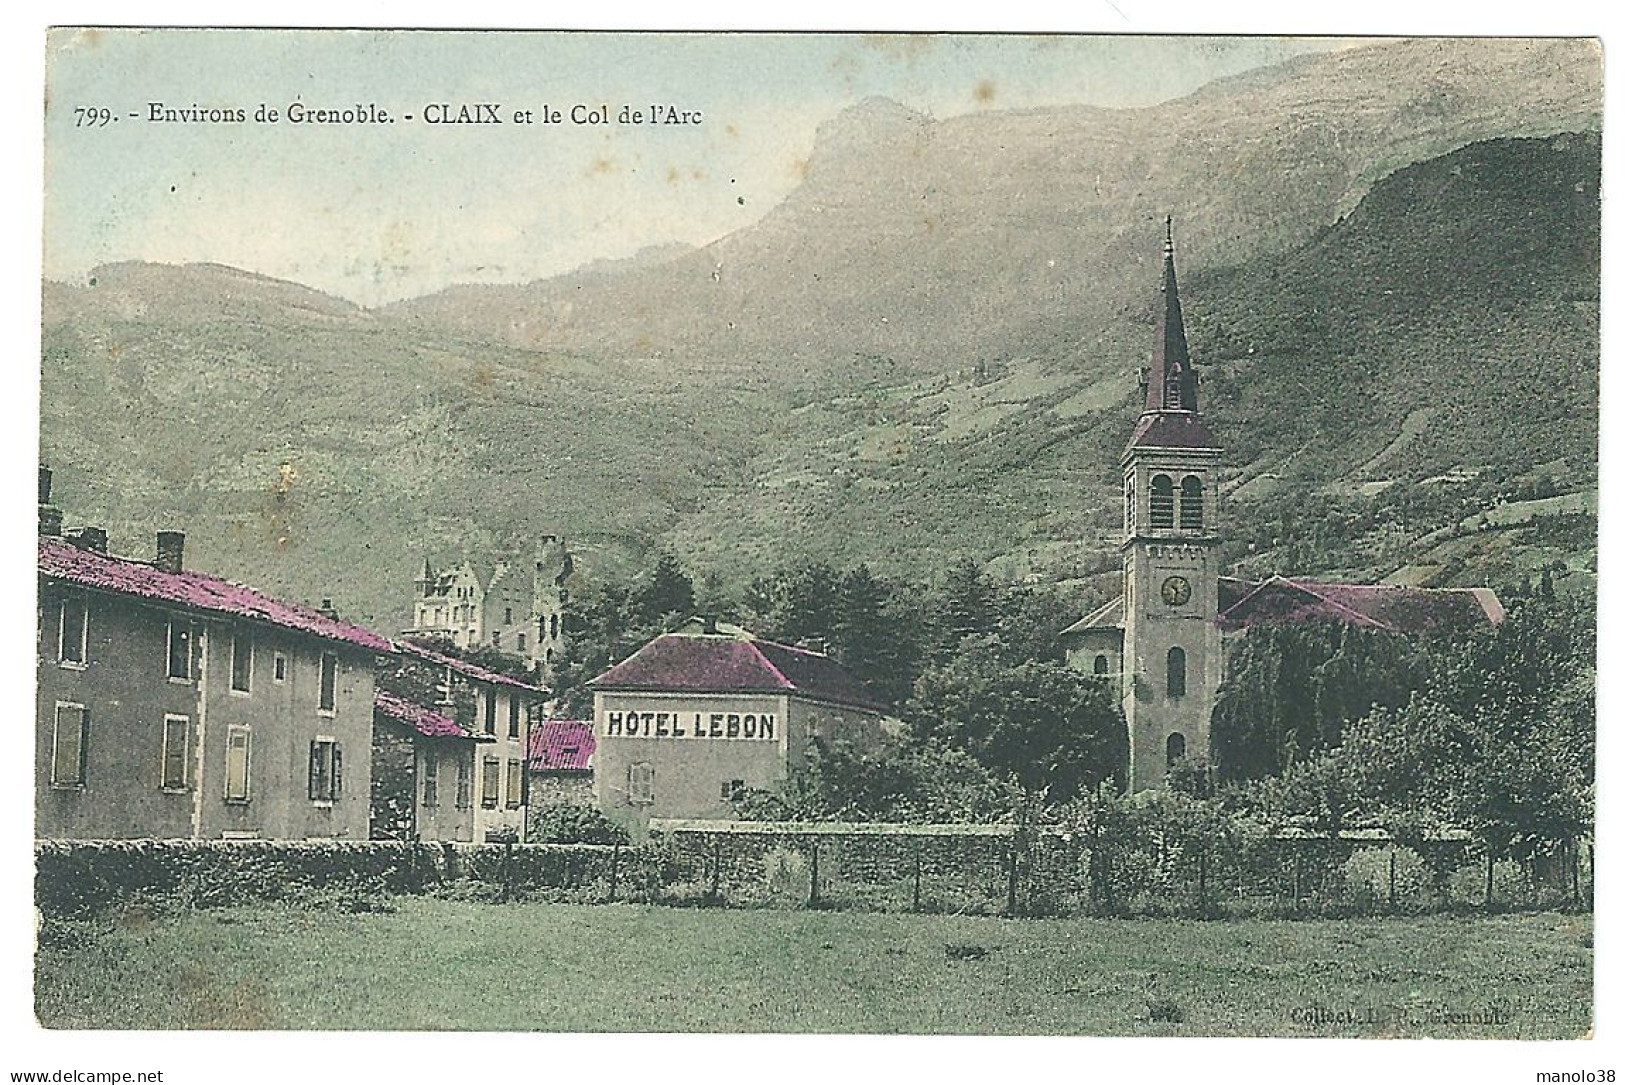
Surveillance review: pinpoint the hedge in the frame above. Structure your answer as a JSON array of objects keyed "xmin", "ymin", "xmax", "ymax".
[{"xmin": 34, "ymin": 839, "xmax": 680, "ymax": 916}]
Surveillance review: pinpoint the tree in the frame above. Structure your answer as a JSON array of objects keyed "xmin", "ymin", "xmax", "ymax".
[
  {"xmin": 931, "ymin": 556, "xmax": 997, "ymax": 657},
  {"xmin": 631, "ymin": 551, "xmax": 694, "ymax": 627},
  {"xmin": 729, "ymin": 736, "xmax": 1022, "ymax": 823},
  {"xmin": 906, "ymin": 643, "xmax": 1127, "ymax": 802},
  {"xmin": 834, "ymin": 564, "xmax": 921, "ymax": 705}
]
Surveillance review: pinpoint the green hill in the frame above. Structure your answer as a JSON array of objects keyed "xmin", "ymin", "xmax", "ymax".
[{"xmin": 39, "ymin": 102, "xmax": 1599, "ymax": 630}]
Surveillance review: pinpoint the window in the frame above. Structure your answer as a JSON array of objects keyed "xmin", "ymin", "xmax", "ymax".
[
  {"xmin": 1167, "ymin": 732, "xmax": 1187, "ymax": 770},
  {"xmin": 308, "ymin": 738, "xmax": 342, "ymax": 802},
  {"xmin": 517, "ymin": 633, "xmax": 527, "ymax": 653},
  {"xmin": 545, "ymin": 647, "xmax": 555, "ymax": 665},
  {"xmin": 455, "ymin": 758, "xmax": 472, "ymax": 809},
  {"xmin": 51, "ymin": 703, "xmax": 87, "ymax": 788},
  {"xmin": 1167, "ymin": 647, "xmax": 1187, "ymax": 699},
  {"xmin": 230, "ymin": 631, "xmax": 253, "ymax": 693},
  {"xmin": 58, "ymin": 597, "xmax": 87, "ymax": 665},
  {"xmin": 550, "ymin": 614, "xmax": 559, "ymax": 640},
  {"xmin": 484, "ymin": 692, "xmax": 497, "ymax": 735},
  {"xmin": 167, "ymin": 620, "xmax": 193, "ymax": 680},
  {"xmin": 1149, "ymin": 475, "xmax": 1175, "ymax": 530},
  {"xmin": 1093, "ymin": 654, "xmax": 1110, "ymax": 675},
  {"xmin": 161, "ymin": 715, "xmax": 190, "ymax": 791},
  {"xmin": 492, "ymin": 631, "xmax": 502, "ymax": 649},
  {"xmin": 504, "ymin": 606, "xmax": 513, "ymax": 624},
  {"xmin": 721, "ymin": 779, "xmax": 746, "ymax": 802},
  {"xmin": 1179, "ymin": 475, "xmax": 1205, "ymax": 532},
  {"xmin": 1165, "ymin": 376, "xmax": 1183, "ymax": 410},
  {"xmin": 422, "ymin": 749, "xmax": 439, "ymax": 807},
  {"xmin": 273, "ymin": 652, "xmax": 288, "ymax": 683},
  {"xmin": 482, "ymin": 755, "xmax": 501, "ymax": 807},
  {"xmin": 318, "ymin": 652, "xmax": 337, "ymax": 713},
  {"xmin": 224, "ymin": 724, "xmax": 252, "ymax": 803},
  {"xmin": 628, "ymin": 762, "xmax": 655, "ymax": 806},
  {"xmin": 506, "ymin": 758, "xmax": 524, "ymax": 808},
  {"xmin": 1123, "ymin": 476, "xmax": 1135, "ymax": 533},
  {"xmin": 508, "ymin": 697, "xmax": 521, "ymax": 740}
]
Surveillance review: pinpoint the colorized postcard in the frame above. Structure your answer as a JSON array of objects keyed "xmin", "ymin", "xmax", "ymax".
[{"xmin": 25, "ymin": 22, "xmax": 1601, "ymax": 1074}]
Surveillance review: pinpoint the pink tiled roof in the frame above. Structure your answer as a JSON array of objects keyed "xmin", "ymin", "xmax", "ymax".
[
  {"xmin": 527, "ymin": 719, "xmax": 595, "ymax": 771},
  {"xmin": 1218, "ymin": 576, "xmax": 1504, "ymax": 634},
  {"xmin": 39, "ymin": 535, "xmax": 393, "ymax": 653},
  {"xmin": 398, "ymin": 640, "xmax": 547, "ymax": 693},
  {"xmin": 374, "ymin": 690, "xmax": 491, "ymax": 741},
  {"xmin": 590, "ymin": 633, "xmax": 889, "ymax": 713}
]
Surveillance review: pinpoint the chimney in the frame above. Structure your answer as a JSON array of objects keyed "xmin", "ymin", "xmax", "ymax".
[
  {"xmin": 68, "ymin": 526, "xmax": 108, "ymax": 553},
  {"xmin": 38, "ymin": 465, "xmax": 62, "ymax": 536},
  {"xmin": 317, "ymin": 598, "xmax": 339, "ymax": 619},
  {"xmin": 702, "ymin": 614, "xmax": 719, "ymax": 635},
  {"xmin": 155, "ymin": 531, "xmax": 185, "ymax": 573}
]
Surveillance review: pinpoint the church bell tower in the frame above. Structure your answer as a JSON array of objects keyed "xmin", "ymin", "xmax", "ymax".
[{"xmin": 1120, "ymin": 218, "xmax": 1223, "ymax": 790}]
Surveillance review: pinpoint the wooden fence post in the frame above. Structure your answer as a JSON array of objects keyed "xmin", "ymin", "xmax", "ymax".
[
  {"xmin": 709, "ymin": 834, "xmax": 722, "ymax": 900},
  {"xmin": 1292, "ymin": 843, "xmax": 1303, "ymax": 907},
  {"xmin": 1006, "ymin": 837, "xmax": 1020, "ymax": 916},
  {"xmin": 1485, "ymin": 848, "xmax": 1494, "ymax": 908},
  {"xmin": 911, "ymin": 838, "xmax": 922, "ymax": 912},
  {"xmin": 501, "ymin": 839, "xmax": 513, "ymax": 902},
  {"xmin": 608, "ymin": 842, "xmax": 621, "ymax": 903},
  {"xmin": 1570, "ymin": 839, "xmax": 1580, "ymax": 906},
  {"xmin": 1388, "ymin": 847, "xmax": 1398, "ymax": 911},
  {"xmin": 808, "ymin": 839, "xmax": 821, "ymax": 909},
  {"xmin": 1197, "ymin": 846, "xmax": 1208, "ymax": 911}
]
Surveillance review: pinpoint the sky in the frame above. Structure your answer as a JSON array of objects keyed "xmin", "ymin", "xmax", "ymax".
[{"xmin": 42, "ymin": 31, "xmax": 1356, "ymax": 305}]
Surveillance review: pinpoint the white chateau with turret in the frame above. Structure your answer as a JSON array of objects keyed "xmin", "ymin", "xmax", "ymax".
[{"xmin": 407, "ymin": 537, "xmax": 573, "ymax": 676}]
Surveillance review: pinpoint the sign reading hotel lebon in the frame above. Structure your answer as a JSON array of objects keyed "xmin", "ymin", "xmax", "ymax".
[{"xmin": 604, "ymin": 710, "xmax": 777, "ymax": 740}]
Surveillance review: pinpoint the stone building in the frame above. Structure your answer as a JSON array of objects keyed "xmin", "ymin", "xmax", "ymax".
[
  {"xmin": 373, "ymin": 642, "xmax": 549, "ymax": 841},
  {"xmin": 526, "ymin": 719, "xmax": 595, "ymax": 810},
  {"xmin": 370, "ymin": 691, "xmax": 493, "ymax": 843},
  {"xmin": 1062, "ymin": 221, "xmax": 1503, "ymax": 791},
  {"xmin": 36, "ymin": 468, "xmax": 389, "ymax": 840},
  {"xmin": 587, "ymin": 620, "xmax": 891, "ymax": 836},
  {"xmin": 407, "ymin": 538, "xmax": 572, "ymax": 676}
]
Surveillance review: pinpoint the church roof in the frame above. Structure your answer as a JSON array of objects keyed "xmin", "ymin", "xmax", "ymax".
[
  {"xmin": 1125, "ymin": 411, "xmax": 1221, "ymax": 452},
  {"xmin": 1143, "ymin": 216, "xmax": 1198, "ymax": 415},
  {"xmin": 1217, "ymin": 576, "xmax": 1505, "ymax": 634},
  {"xmin": 1060, "ymin": 596, "xmax": 1124, "ymax": 636},
  {"xmin": 1060, "ymin": 577, "xmax": 1260, "ymax": 637}
]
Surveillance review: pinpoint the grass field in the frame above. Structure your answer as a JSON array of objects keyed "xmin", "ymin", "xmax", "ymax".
[{"xmin": 35, "ymin": 899, "xmax": 1591, "ymax": 1036}]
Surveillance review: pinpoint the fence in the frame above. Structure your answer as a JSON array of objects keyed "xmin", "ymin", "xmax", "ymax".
[
  {"xmin": 647, "ymin": 820, "xmax": 1595, "ymax": 918},
  {"xmin": 35, "ymin": 825, "xmax": 1594, "ymax": 919}
]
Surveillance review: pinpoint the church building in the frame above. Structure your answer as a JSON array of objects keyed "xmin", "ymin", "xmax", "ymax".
[{"xmin": 1063, "ymin": 220, "xmax": 1503, "ymax": 792}]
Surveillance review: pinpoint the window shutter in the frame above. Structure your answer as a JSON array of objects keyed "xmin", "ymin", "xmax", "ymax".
[
  {"xmin": 309, "ymin": 740, "xmax": 321, "ymax": 800},
  {"xmin": 77, "ymin": 708, "xmax": 89, "ymax": 785},
  {"xmin": 333, "ymin": 744, "xmax": 343, "ymax": 797}
]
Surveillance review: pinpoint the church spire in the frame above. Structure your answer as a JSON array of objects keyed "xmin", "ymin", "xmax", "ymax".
[{"xmin": 1142, "ymin": 214, "xmax": 1198, "ymax": 415}]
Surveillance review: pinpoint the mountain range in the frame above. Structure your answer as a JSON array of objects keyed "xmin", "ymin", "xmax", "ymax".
[{"xmin": 39, "ymin": 36, "xmax": 1601, "ymax": 631}]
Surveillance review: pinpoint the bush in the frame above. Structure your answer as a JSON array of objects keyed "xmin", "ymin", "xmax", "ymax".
[{"xmin": 531, "ymin": 804, "xmax": 631, "ymax": 846}]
